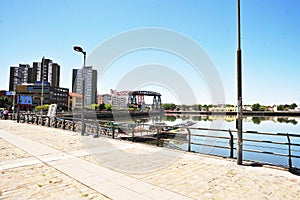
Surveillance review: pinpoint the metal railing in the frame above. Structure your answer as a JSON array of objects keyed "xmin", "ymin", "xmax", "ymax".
[{"xmin": 9, "ymin": 113, "xmax": 300, "ymax": 169}]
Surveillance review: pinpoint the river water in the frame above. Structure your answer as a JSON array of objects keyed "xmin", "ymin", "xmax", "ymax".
[{"xmin": 140, "ymin": 114, "xmax": 300, "ymax": 168}]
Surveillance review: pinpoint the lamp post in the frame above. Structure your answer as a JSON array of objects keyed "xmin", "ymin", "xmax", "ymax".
[
  {"xmin": 14, "ymin": 76, "xmax": 21, "ymax": 123},
  {"xmin": 40, "ymin": 57, "xmax": 45, "ymax": 125},
  {"xmin": 73, "ymin": 46, "xmax": 86, "ymax": 135},
  {"xmin": 236, "ymin": 0, "xmax": 243, "ymax": 165}
]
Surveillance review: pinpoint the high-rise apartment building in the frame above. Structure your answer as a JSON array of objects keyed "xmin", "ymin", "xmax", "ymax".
[
  {"xmin": 9, "ymin": 57, "xmax": 60, "ymax": 92},
  {"xmin": 72, "ymin": 66, "xmax": 97, "ymax": 106},
  {"xmin": 9, "ymin": 64, "xmax": 31, "ymax": 91},
  {"xmin": 32, "ymin": 58, "xmax": 60, "ymax": 87}
]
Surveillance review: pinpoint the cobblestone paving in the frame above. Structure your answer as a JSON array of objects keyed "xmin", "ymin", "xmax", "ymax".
[
  {"xmin": 0, "ymin": 163, "xmax": 109, "ymax": 200},
  {"xmin": 0, "ymin": 121, "xmax": 108, "ymax": 200},
  {"xmin": 0, "ymin": 138, "xmax": 31, "ymax": 161},
  {"xmin": 1, "ymin": 121, "xmax": 84, "ymax": 152},
  {"xmin": 133, "ymin": 157, "xmax": 300, "ymax": 199},
  {"xmin": 1, "ymin": 120, "xmax": 300, "ymax": 199}
]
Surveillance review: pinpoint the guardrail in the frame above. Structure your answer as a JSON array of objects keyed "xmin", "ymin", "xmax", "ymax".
[
  {"xmin": 186, "ymin": 127, "xmax": 300, "ymax": 169},
  {"xmin": 8, "ymin": 113, "xmax": 300, "ymax": 170}
]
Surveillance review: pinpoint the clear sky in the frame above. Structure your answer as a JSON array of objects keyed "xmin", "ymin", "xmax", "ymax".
[{"xmin": 0, "ymin": 0, "xmax": 299, "ymax": 105}]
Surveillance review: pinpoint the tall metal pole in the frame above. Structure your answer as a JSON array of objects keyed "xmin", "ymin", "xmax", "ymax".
[
  {"xmin": 237, "ymin": 0, "xmax": 243, "ymax": 165},
  {"xmin": 73, "ymin": 46, "xmax": 86, "ymax": 136},
  {"xmin": 82, "ymin": 52, "xmax": 86, "ymax": 135},
  {"xmin": 17, "ymin": 84, "xmax": 20, "ymax": 123},
  {"xmin": 40, "ymin": 57, "xmax": 45, "ymax": 122},
  {"xmin": 14, "ymin": 76, "xmax": 21, "ymax": 123},
  {"xmin": 13, "ymin": 86, "xmax": 16, "ymax": 116}
]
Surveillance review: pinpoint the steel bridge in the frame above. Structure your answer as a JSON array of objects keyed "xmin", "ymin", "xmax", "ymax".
[{"xmin": 127, "ymin": 90, "xmax": 162, "ymax": 111}]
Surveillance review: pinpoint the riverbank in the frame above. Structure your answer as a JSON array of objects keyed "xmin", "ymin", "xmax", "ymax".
[{"xmin": 1, "ymin": 120, "xmax": 300, "ymax": 199}]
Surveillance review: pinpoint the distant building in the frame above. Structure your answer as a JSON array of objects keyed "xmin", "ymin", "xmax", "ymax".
[
  {"xmin": 32, "ymin": 58, "xmax": 60, "ymax": 87},
  {"xmin": 99, "ymin": 94, "xmax": 112, "ymax": 105},
  {"xmin": 9, "ymin": 64, "xmax": 31, "ymax": 91},
  {"xmin": 72, "ymin": 66, "xmax": 97, "ymax": 106},
  {"xmin": 208, "ymin": 105, "xmax": 249, "ymax": 112},
  {"xmin": 68, "ymin": 92, "xmax": 82, "ymax": 112},
  {"xmin": 9, "ymin": 58, "xmax": 61, "ymax": 92},
  {"xmin": 100, "ymin": 90, "xmax": 162, "ymax": 110},
  {"xmin": 110, "ymin": 89, "xmax": 131, "ymax": 109},
  {"xmin": 16, "ymin": 83, "xmax": 69, "ymax": 111}
]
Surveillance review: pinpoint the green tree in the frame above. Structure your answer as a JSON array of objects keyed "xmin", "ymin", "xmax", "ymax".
[
  {"xmin": 35, "ymin": 104, "xmax": 50, "ymax": 111},
  {"xmin": 277, "ymin": 104, "xmax": 284, "ymax": 111},
  {"xmin": 0, "ymin": 96, "xmax": 13, "ymax": 109},
  {"xmin": 104, "ymin": 103, "xmax": 112, "ymax": 111},
  {"xmin": 251, "ymin": 103, "xmax": 261, "ymax": 111},
  {"xmin": 163, "ymin": 103, "xmax": 176, "ymax": 110},
  {"xmin": 88, "ymin": 104, "xmax": 99, "ymax": 110},
  {"xmin": 290, "ymin": 103, "xmax": 298, "ymax": 110},
  {"xmin": 42, "ymin": 104, "xmax": 49, "ymax": 111},
  {"xmin": 98, "ymin": 103, "xmax": 105, "ymax": 110},
  {"xmin": 181, "ymin": 104, "xmax": 188, "ymax": 111}
]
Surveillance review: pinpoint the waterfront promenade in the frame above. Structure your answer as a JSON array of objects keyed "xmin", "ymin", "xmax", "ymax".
[{"xmin": 0, "ymin": 120, "xmax": 300, "ymax": 199}]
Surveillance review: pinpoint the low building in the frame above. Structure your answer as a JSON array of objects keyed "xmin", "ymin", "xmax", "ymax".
[
  {"xmin": 110, "ymin": 90, "xmax": 130, "ymax": 110},
  {"xmin": 68, "ymin": 92, "xmax": 82, "ymax": 112},
  {"xmin": 99, "ymin": 94, "xmax": 112, "ymax": 105},
  {"xmin": 16, "ymin": 83, "xmax": 69, "ymax": 111}
]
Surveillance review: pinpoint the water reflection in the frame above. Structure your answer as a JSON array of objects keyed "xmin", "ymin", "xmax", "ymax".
[{"xmin": 161, "ymin": 114, "xmax": 299, "ymax": 125}]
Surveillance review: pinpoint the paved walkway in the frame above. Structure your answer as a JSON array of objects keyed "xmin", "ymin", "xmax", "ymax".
[{"xmin": 0, "ymin": 120, "xmax": 300, "ymax": 199}]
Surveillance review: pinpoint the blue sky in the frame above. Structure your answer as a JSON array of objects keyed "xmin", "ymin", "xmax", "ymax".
[{"xmin": 0, "ymin": 0, "xmax": 299, "ymax": 105}]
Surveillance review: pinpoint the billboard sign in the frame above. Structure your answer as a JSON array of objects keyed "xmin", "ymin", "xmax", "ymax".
[
  {"xmin": 35, "ymin": 81, "xmax": 50, "ymax": 86},
  {"xmin": 6, "ymin": 91, "xmax": 15, "ymax": 96},
  {"xmin": 19, "ymin": 96, "xmax": 33, "ymax": 105}
]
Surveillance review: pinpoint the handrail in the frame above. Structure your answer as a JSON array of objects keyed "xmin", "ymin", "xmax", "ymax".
[{"xmin": 10, "ymin": 114, "xmax": 300, "ymax": 169}]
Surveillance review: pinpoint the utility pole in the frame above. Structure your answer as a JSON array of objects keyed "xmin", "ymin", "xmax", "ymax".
[{"xmin": 237, "ymin": 0, "xmax": 243, "ymax": 165}]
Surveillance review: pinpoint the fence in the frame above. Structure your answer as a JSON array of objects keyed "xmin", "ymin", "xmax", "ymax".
[{"xmin": 8, "ymin": 113, "xmax": 300, "ymax": 170}]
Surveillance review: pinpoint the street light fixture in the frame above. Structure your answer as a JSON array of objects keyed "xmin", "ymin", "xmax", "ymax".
[{"xmin": 73, "ymin": 46, "xmax": 86, "ymax": 135}]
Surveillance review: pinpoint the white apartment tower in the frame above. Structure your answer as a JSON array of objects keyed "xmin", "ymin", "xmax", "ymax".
[{"xmin": 72, "ymin": 66, "xmax": 97, "ymax": 106}]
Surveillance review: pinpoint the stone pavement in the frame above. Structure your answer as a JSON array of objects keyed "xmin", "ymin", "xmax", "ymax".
[{"xmin": 0, "ymin": 120, "xmax": 300, "ymax": 200}]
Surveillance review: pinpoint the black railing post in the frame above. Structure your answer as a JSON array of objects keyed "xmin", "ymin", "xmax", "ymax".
[
  {"xmin": 112, "ymin": 123, "xmax": 115, "ymax": 139},
  {"xmin": 82, "ymin": 120, "xmax": 85, "ymax": 135},
  {"xmin": 131, "ymin": 124, "xmax": 135, "ymax": 142},
  {"xmin": 229, "ymin": 129, "xmax": 234, "ymax": 158},
  {"xmin": 187, "ymin": 127, "xmax": 191, "ymax": 152},
  {"xmin": 62, "ymin": 119, "xmax": 66, "ymax": 129},
  {"xmin": 54, "ymin": 117, "xmax": 58, "ymax": 128},
  {"xmin": 94, "ymin": 122, "xmax": 99, "ymax": 138},
  {"xmin": 47, "ymin": 117, "xmax": 50, "ymax": 127},
  {"xmin": 72, "ymin": 120, "xmax": 75, "ymax": 132},
  {"xmin": 17, "ymin": 112, "xmax": 20, "ymax": 123},
  {"xmin": 156, "ymin": 126, "xmax": 160, "ymax": 147},
  {"xmin": 287, "ymin": 133, "xmax": 292, "ymax": 169}
]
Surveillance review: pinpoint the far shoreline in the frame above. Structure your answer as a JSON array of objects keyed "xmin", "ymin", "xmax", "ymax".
[{"xmin": 166, "ymin": 110, "xmax": 300, "ymax": 117}]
